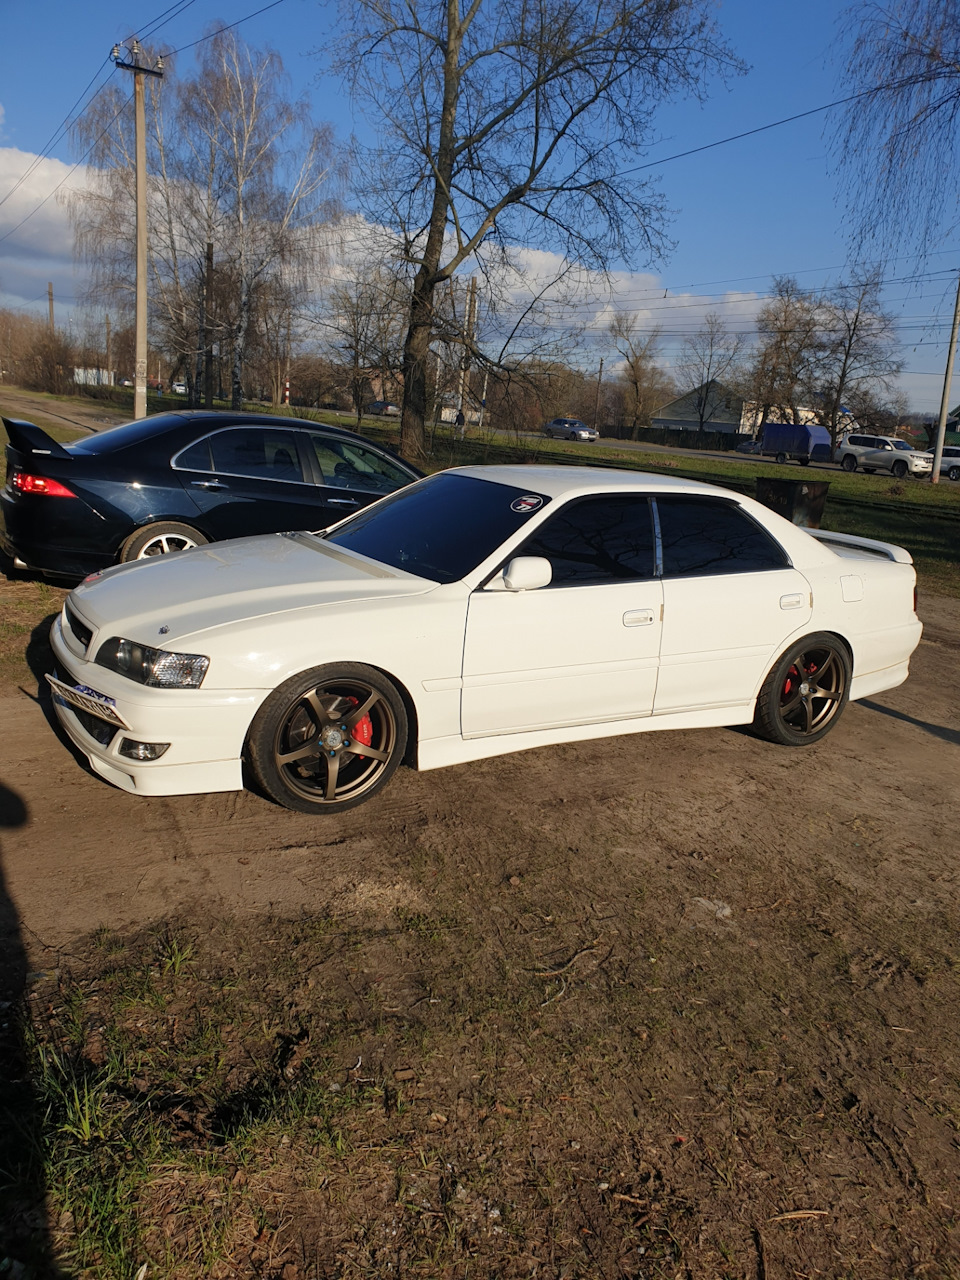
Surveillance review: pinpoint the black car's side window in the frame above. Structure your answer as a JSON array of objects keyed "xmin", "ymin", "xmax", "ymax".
[
  {"xmin": 656, "ymin": 497, "xmax": 789, "ymax": 577},
  {"xmin": 177, "ymin": 428, "xmax": 305, "ymax": 482},
  {"xmin": 517, "ymin": 495, "xmax": 655, "ymax": 585},
  {"xmin": 309, "ymin": 434, "xmax": 411, "ymax": 494}
]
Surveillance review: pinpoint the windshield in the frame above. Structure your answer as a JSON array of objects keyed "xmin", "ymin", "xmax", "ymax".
[
  {"xmin": 891, "ymin": 440, "xmax": 914, "ymax": 451},
  {"xmin": 324, "ymin": 472, "xmax": 552, "ymax": 582}
]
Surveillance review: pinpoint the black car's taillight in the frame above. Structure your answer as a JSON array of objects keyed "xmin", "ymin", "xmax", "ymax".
[{"xmin": 11, "ymin": 472, "xmax": 76, "ymax": 497}]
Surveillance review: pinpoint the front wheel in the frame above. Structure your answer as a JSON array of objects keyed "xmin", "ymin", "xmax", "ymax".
[
  {"xmin": 247, "ymin": 663, "xmax": 407, "ymax": 813},
  {"xmin": 841, "ymin": 455, "xmax": 857, "ymax": 472},
  {"xmin": 753, "ymin": 634, "xmax": 851, "ymax": 747},
  {"xmin": 121, "ymin": 521, "xmax": 208, "ymax": 562},
  {"xmin": 775, "ymin": 452, "xmax": 787, "ymax": 465},
  {"xmin": 947, "ymin": 465, "xmax": 960, "ymax": 481},
  {"xmin": 891, "ymin": 459, "xmax": 908, "ymax": 479}
]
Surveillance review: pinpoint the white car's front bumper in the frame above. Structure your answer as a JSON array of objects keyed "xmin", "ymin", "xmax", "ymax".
[{"xmin": 49, "ymin": 616, "xmax": 261, "ymax": 797}]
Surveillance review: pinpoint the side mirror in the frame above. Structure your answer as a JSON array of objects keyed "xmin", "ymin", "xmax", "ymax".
[{"xmin": 502, "ymin": 556, "xmax": 553, "ymax": 591}]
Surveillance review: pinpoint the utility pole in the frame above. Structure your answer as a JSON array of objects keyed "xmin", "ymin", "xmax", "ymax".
[
  {"xmin": 931, "ymin": 270, "xmax": 960, "ymax": 485},
  {"xmin": 204, "ymin": 240, "xmax": 214, "ymax": 408},
  {"xmin": 47, "ymin": 283, "xmax": 54, "ymax": 333},
  {"xmin": 594, "ymin": 357, "xmax": 604, "ymax": 430},
  {"xmin": 112, "ymin": 40, "xmax": 163, "ymax": 420},
  {"xmin": 105, "ymin": 314, "xmax": 112, "ymax": 383}
]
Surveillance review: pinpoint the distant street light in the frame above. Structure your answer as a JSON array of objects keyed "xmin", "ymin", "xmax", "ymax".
[{"xmin": 112, "ymin": 39, "xmax": 163, "ymax": 420}]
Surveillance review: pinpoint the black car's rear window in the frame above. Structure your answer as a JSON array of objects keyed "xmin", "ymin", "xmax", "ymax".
[
  {"xmin": 324, "ymin": 473, "xmax": 551, "ymax": 583},
  {"xmin": 69, "ymin": 414, "xmax": 187, "ymax": 454}
]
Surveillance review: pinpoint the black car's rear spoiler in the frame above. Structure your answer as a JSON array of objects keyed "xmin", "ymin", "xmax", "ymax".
[{"xmin": 2, "ymin": 418, "xmax": 74, "ymax": 460}]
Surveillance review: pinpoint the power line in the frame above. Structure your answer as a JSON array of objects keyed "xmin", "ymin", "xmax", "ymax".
[{"xmin": 164, "ymin": 0, "xmax": 288, "ymax": 55}]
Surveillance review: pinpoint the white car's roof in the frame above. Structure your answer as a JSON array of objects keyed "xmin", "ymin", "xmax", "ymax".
[{"xmin": 451, "ymin": 464, "xmax": 728, "ymax": 500}]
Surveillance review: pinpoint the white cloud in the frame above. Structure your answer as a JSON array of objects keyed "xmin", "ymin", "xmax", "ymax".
[{"xmin": 0, "ymin": 147, "xmax": 94, "ymax": 317}]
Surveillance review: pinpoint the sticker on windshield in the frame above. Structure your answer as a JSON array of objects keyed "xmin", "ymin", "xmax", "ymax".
[{"xmin": 511, "ymin": 494, "xmax": 543, "ymax": 513}]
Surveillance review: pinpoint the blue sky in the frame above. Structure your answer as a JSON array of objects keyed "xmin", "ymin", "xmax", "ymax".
[{"xmin": 1, "ymin": 0, "xmax": 957, "ymax": 412}]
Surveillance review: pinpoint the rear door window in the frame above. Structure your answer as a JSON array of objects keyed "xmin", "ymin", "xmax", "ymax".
[
  {"xmin": 175, "ymin": 428, "xmax": 305, "ymax": 482},
  {"xmin": 656, "ymin": 497, "xmax": 789, "ymax": 577}
]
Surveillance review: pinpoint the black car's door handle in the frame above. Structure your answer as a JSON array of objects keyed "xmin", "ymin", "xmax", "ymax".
[
  {"xmin": 191, "ymin": 479, "xmax": 230, "ymax": 491},
  {"xmin": 327, "ymin": 497, "xmax": 361, "ymax": 507}
]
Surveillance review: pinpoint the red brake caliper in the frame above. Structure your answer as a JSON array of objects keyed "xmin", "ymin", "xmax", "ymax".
[{"xmin": 344, "ymin": 696, "xmax": 373, "ymax": 758}]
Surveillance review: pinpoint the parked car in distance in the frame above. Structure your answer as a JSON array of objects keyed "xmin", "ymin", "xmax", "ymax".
[
  {"xmin": 735, "ymin": 439, "xmax": 762, "ymax": 454},
  {"xmin": 543, "ymin": 418, "xmax": 599, "ymax": 441},
  {"xmin": 939, "ymin": 445, "xmax": 960, "ymax": 480},
  {"xmin": 47, "ymin": 465, "xmax": 922, "ymax": 814},
  {"xmin": 1, "ymin": 411, "xmax": 422, "ymax": 578},
  {"xmin": 835, "ymin": 433, "xmax": 933, "ymax": 478},
  {"xmin": 171, "ymin": 381, "xmax": 187, "ymax": 395},
  {"xmin": 366, "ymin": 401, "xmax": 401, "ymax": 417}
]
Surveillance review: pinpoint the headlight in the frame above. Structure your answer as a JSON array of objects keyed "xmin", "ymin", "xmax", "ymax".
[{"xmin": 95, "ymin": 637, "xmax": 210, "ymax": 688}]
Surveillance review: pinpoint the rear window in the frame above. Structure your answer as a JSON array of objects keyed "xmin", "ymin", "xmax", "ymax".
[{"xmin": 69, "ymin": 414, "xmax": 186, "ymax": 454}]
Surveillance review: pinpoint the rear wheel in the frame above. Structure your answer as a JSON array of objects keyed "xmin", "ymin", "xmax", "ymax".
[
  {"xmin": 947, "ymin": 465, "xmax": 960, "ymax": 481},
  {"xmin": 121, "ymin": 521, "xmax": 208, "ymax": 562},
  {"xmin": 841, "ymin": 455, "xmax": 857, "ymax": 472},
  {"xmin": 753, "ymin": 634, "xmax": 851, "ymax": 747},
  {"xmin": 247, "ymin": 663, "xmax": 407, "ymax": 813},
  {"xmin": 775, "ymin": 452, "xmax": 787, "ymax": 465},
  {"xmin": 891, "ymin": 459, "xmax": 908, "ymax": 479}
]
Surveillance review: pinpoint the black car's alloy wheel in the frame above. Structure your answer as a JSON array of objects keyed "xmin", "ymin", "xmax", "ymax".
[
  {"xmin": 121, "ymin": 521, "xmax": 208, "ymax": 562},
  {"xmin": 247, "ymin": 663, "xmax": 407, "ymax": 813},
  {"xmin": 753, "ymin": 633, "xmax": 851, "ymax": 747}
]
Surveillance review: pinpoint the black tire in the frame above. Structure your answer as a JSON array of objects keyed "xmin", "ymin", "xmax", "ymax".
[
  {"xmin": 247, "ymin": 663, "xmax": 407, "ymax": 813},
  {"xmin": 121, "ymin": 521, "xmax": 208, "ymax": 562},
  {"xmin": 753, "ymin": 634, "xmax": 851, "ymax": 747},
  {"xmin": 775, "ymin": 452, "xmax": 787, "ymax": 465},
  {"xmin": 799, "ymin": 457, "xmax": 811, "ymax": 466},
  {"xmin": 891, "ymin": 459, "xmax": 908, "ymax": 479},
  {"xmin": 841, "ymin": 455, "xmax": 857, "ymax": 472},
  {"xmin": 947, "ymin": 465, "xmax": 960, "ymax": 481}
]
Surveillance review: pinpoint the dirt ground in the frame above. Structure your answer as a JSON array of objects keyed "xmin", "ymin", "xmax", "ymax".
[{"xmin": 0, "ymin": 581, "xmax": 959, "ymax": 1278}]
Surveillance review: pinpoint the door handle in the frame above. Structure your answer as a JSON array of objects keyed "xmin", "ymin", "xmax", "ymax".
[
  {"xmin": 191, "ymin": 479, "xmax": 229, "ymax": 491},
  {"xmin": 779, "ymin": 593, "xmax": 804, "ymax": 610},
  {"xmin": 327, "ymin": 497, "xmax": 361, "ymax": 507},
  {"xmin": 623, "ymin": 608, "xmax": 655, "ymax": 626}
]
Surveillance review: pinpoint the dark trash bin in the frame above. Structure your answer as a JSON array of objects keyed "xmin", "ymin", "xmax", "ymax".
[{"xmin": 755, "ymin": 478, "xmax": 830, "ymax": 528}]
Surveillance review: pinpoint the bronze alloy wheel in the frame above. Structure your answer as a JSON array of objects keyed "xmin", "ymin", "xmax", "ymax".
[
  {"xmin": 753, "ymin": 634, "xmax": 851, "ymax": 747},
  {"xmin": 248, "ymin": 663, "xmax": 407, "ymax": 813}
]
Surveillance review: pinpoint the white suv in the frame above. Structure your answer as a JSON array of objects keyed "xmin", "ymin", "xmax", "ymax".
[{"xmin": 835, "ymin": 433, "xmax": 933, "ymax": 478}]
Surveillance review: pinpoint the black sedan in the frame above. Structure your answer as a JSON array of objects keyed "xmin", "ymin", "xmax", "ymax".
[{"xmin": 1, "ymin": 411, "xmax": 422, "ymax": 578}]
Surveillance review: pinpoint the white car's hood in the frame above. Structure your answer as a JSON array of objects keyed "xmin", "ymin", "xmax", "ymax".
[{"xmin": 70, "ymin": 532, "xmax": 434, "ymax": 642}]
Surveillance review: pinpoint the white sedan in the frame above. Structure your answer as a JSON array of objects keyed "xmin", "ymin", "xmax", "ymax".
[{"xmin": 47, "ymin": 466, "xmax": 922, "ymax": 813}]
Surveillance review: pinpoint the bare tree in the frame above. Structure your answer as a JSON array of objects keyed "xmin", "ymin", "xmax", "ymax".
[
  {"xmin": 675, "ymin": 313, "xmax": 746, "ymax": 429},
  {"xmin": 608, "ymin": 314, "xmax": 674, "ymax": 436},
  {"xmin": 323, "ymin": 265, "xmax": 409, "ymax": 427},
  {"xmin": 69, "ymin": 31, "xmax": 342, "ymax": 406},
  {"xmin": 810, "ymin": 270, "xmax": 904, "ymax": 448},
  {"xmin": 749, "ymin": 278, "xmax": 822, "ymax": 427},
  {"xmin": 834, "ymin": 0, "xmax": 960, "ymax": 255},
  {"xmin": 336, "ymin": 0, "xmax": 743, "ymax": 464}
]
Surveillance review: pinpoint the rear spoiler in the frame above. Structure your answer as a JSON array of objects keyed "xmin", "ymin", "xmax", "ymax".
[
  {"xmin": 2, "ymin": 418, "xmax": 74, "ymax": 460},
  {"xmin": 807, "ymin": 528, "xmax": 913, "ymax": 564}
]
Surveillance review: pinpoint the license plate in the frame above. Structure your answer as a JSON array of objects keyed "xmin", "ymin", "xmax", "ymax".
[{"xmin": 46, "ymin": 674, "xmax": 130, "ymax": 728}]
